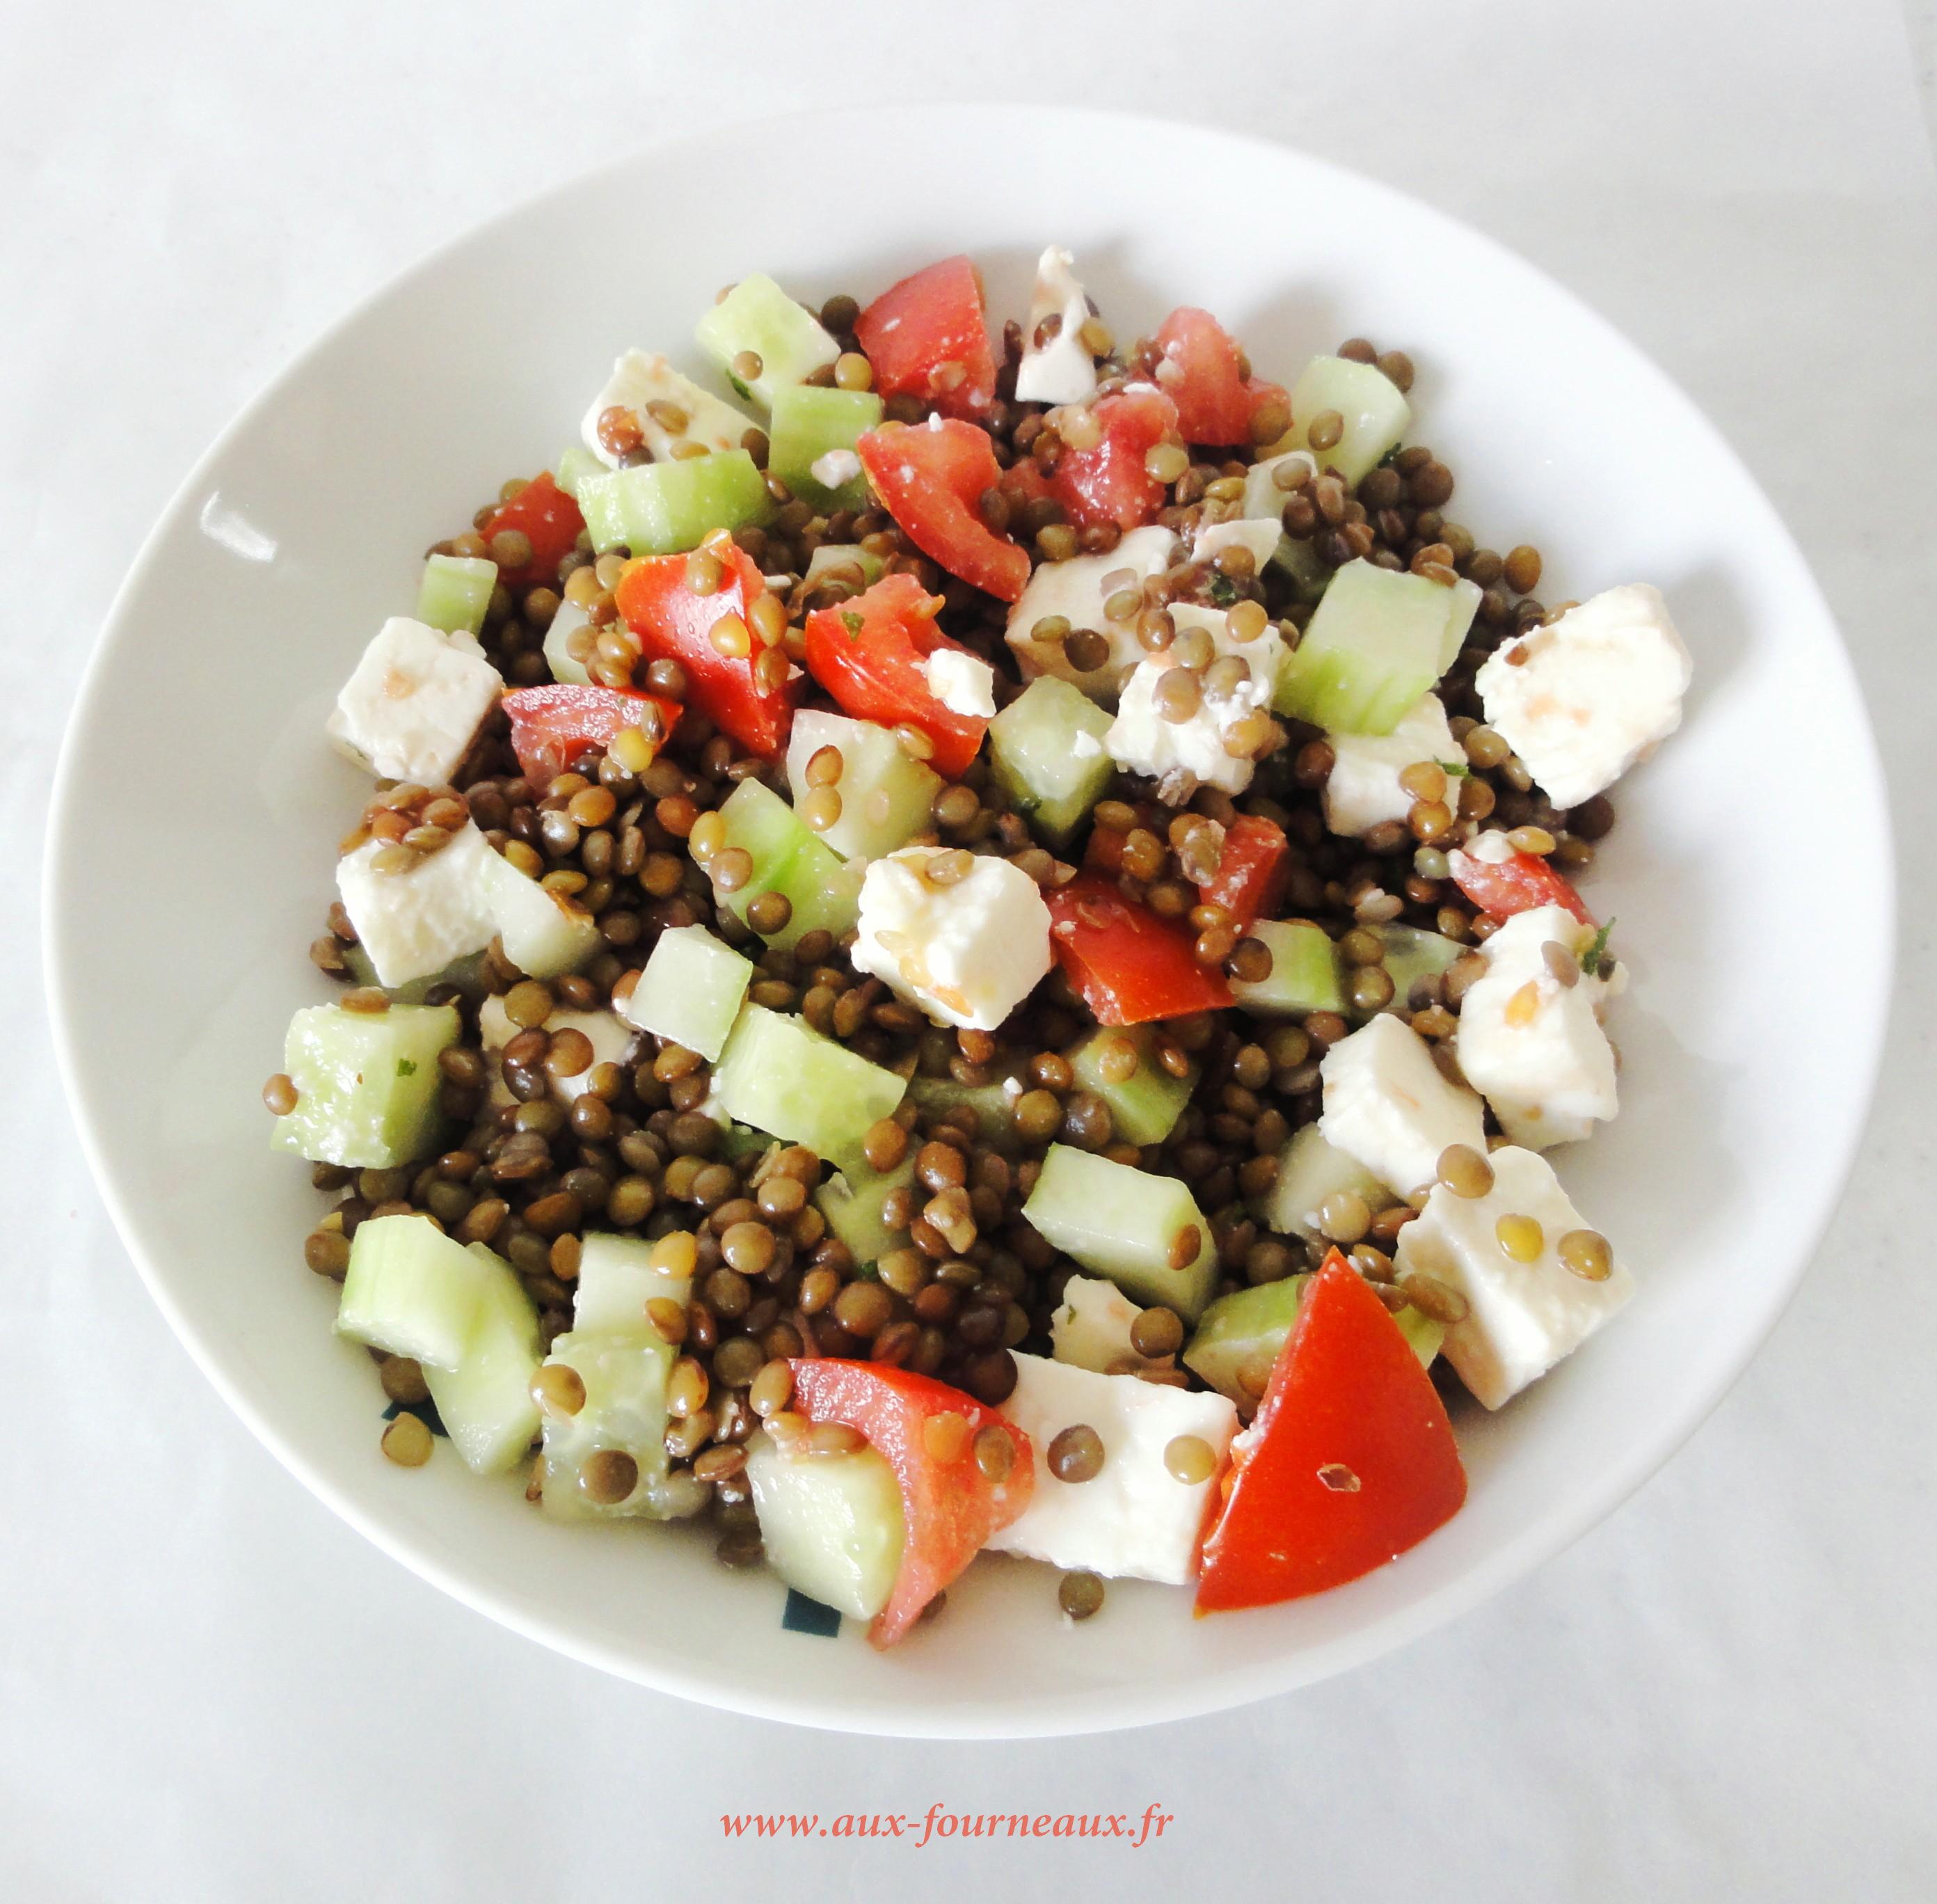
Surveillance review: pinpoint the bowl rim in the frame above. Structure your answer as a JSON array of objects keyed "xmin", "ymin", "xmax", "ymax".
[{"xmin": 42, "ymin": 102, "xmax": 1898, "ymax": 1738}]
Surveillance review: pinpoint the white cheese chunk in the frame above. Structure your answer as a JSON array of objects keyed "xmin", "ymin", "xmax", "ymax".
[
  {"xmin": 985, "ymin": 1354, "xmax": 1238, "ymax": 1584},
  {"xmin": 326, "ymin": 617, "xmax": 502, "ymax": 788},
  {"xmin": 1475, "ymin": 584, "xmax": 1691, "ymax": 809},
  {"xmin": 1191, "ymin": 516, "xmax": 1282, "ymax": 571},
  {"xmin": 335, "ymin": 823, "xmax": 496, "ymax": 989},
  {"xmin": 1394, "ymin": 1144, "xmax": 1634, "ymax": 1408},
  {"xmin": 1319, "ymin": 1013, "xmax": 1488, "ymax": 1198},
  {"xmin": 922, "ymin": 648, "xmax": 997, "ymax": 720},
  {"xmin": 1322, "ymin": 693, "xmax": 1461, "ymax": 836},
  {"xmin": 478, "ymin": 997, "xmax": 636, "ymax": 1109},
  {"xmin": 1005, "ymin": 526, "xmax": 1179, "ymax": 703},
  {"xmin": 1050, "ymin": 1275, "xmax": 1147, "ymax": 1374},
  {"xmin": 1015, "ymin": 246, "xmax": 1098, "ymax": 406},
  {"xmin": 808, "ymin": 447, "xmax": 863, "ymax": 491},
  {"xmin": 580, "ymin": 349, "xmax": 757, "ymax": 466},
  {"xmin": 851, "ymin": 847, "xmax": 1052, "ymax": 1031}
]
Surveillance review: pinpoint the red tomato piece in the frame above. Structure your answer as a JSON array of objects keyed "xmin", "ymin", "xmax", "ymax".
[
  {"xmin": 802, "ymin": 573, "xmax": 989, "ymax": 779},
  {"xmin": 1082, "ymin": 801, "xmax": 1164, "ymax": 875},
  {"xmin": 1044, "ymin": 873, "xmax": 1234, "ymax": 1025},
  {"xmin": 1152, "ymin": 307, "xmax": 1287, "ymax": 447},
  {"xmin": 481, "ymin": 472, "xmax": 584, "ymax": 589},
  {"xmin": 1051, "ymin": 386, "xmax": 1179, "ymax": 531},
  {"xmin": 1447, "ymin": 842, "xmax": 1594, "ymax": 926},
  {"xmin": 1196, "ymin": 815, "xmax": 1291, "ymax": 929},
  {"xmin": 786, "ymin": 1359, "xmax": 1033, "ymax": 1649},
  {"xmin": 854, "ymin": 255, "xmax": 997, "ymax": 421},
  {"xmin": 1195, "ymin": 1251, "xmax": 1467, "ymax": 1612},
  {"xmin": 500, "ymin": 685, "xmax": 681, "ymax": 788},
  {"xmin": 856, "ymin": 420, "xmax": 1030, "ymax": 603},
  {"xmin": 614, "ymin": 543, "xmax": 797, "ymax": 758}
]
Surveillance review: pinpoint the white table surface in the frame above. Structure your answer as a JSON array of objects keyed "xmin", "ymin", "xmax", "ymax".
[{"xmin": 9, "ymin": 2, "xmax": 1936, "ymax": 1897}]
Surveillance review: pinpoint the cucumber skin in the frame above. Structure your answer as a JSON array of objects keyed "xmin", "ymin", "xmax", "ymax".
[
  {"xmin": 1066, "ymin": 1025, "xmax": 1195, "ymax": 1146},
  {"xmin": 815, "ymin": 1155, "xmax": 917, "ymax": 1268},
  {"xmin": 906, "ymin": 1068, "xmax": 1028, "ymax": 1152},
  {"xmin": 1231, "ymin": 921, "xmax": 1346, "ymax": 1019},
  {"xmin": 422, "ymin": 1244, "xmax": 544, "ymax": 1475},
  {"xmin": 987, "ymin": 676, "xmax": 1116, "ymax": 847},
  {"xmin": 712, "ymin": 1005, "xmax": 907, "ymax": 1174},
  {"xmin": 577, "ymin": 451, "xmax": 773, "ymax": 557},
  {"xmin": 1371, "ymin": 923, "xmax": 1466, "ymax": 1016},
  {"xmin": 415, "ymin": 553, "xmax": 497, "ymax": 637},
  {"xmin": 768, "ymin": 385, "xmax": 884, "ymax": 513},
  {"xmin": 335, "ymin": 1213, "xmax": 489, "ymax": 1372},
  {"xmin": 271, "ymin": 1002, "xmax": 459, "ymax": 1168}
]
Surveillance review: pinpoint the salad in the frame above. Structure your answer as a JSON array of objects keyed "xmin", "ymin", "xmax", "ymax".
[{"xmin": 264, "ymin": 248, "xmax": 1692, "ymax": 1643}]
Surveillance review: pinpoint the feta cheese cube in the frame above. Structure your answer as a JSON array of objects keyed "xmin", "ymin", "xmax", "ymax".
[
  {"xmin": 1015, "ymin": 246, "xmax": 1098, "ymax": 406},
  {"xmin": 1191, "ymin": 516, "xmax": 1282, "ymax": 571},
  {"xmin": 580, "ymin": 349, "xmax": 758, "ymax": 466},
  {"xmin": 478, "ymin": 997, "xmax": 636, "ymax": 1108},
  {"xmin": 1050, "ymin": 1275, "xmax": 1147, "ymax": 1374},
  {"xmin": 335, "ymin": 823, "xmax": 496, "ymax": 988},
  {"xmin": 808, "ymin": 447, "xmax": 863, "ymax": 492},
  {"xmin": 326, "ymin": 617, "xmax": 502, "ymax": 788},
  {"xmin": 984, "ymin": 1354, "xmax": 1238, "ymax": 1584},
  {"xmin": 1454, "ymin": 905, "xmax": 1622, "ymax": 1149},
  {"xmin": 851, "ymin": 847, "xmax": 1052, "ymax": 1031},
  {"xmin": 1322, "ymin": 693, "xmax": 1460, "ymax": 836},
  {"xmin": 1475, "ymin": 583, "xmax": 1691, "ymax": 809},
  {"xmin": 1320, "ymin": 1013, "xmax": 1488, "ymax": 1198},
  {"xmin": 922, "ymin": 647, "xmax": 997, "ymax": 719},
  {"xmin": 1394, "ymin": 1144, "xmax": 1634, "ymax": 1407},
  {"xmin": 1005, "ymin": 526, "xmax": 1179, "ymax": 702}
]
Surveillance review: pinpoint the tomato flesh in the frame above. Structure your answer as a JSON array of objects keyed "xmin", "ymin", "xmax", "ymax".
[
  {"xmin": 1044, "ymin": 873, "xmax": 1234, "ymax": 1025},
  {"xmin": 1196, "ymin": 815, "xmax": 1291, "ymax": 930},
  {"xmin": 1447, "ymin": 843, "xmax": 1593, "ymax": 926},
  {"xmin": 481, "ymin": 471, "xmax": 584, "ymax": 589},
  {"xmin": 1051, "ymin": 386, "xmax": 1179, "ymax": 531},
  {"xmin": 856, "ymin": 420, "xmax": 1030, "ymax": 603},
  {"xmin": 1153, "ymin": 307, "xmax": 1286, "ymax": 447},
  {"xmin": 854, "ymin": 255, "xmax": 997, "ymax": 422},
  {"xmin": 500, "ymin": 685, "xmax": 682, "ymax": 787}
]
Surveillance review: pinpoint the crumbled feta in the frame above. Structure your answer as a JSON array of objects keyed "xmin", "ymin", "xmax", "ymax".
[
  {"xmin": 1454, "ymin": 905, "xmax": 1622, "ymax": 1149},
  {"xmin": 1319, "ymin": 1013, "xmax": 1488, "ymax": 1198},
  {"xmin": 851, "ymin": 847, "xmax": 1052, "ymax": 1031},
  {"xmin": 326, "ymin": 617, "xmax": 502, "ymax": 788},
  {"xmin": 478, "ymin": 997, "xmax": 636, "ymax": 1109},
  {"xmin": 1322, "ymin": 693, "xmax": 1460, "ymax": 836},
  {"xmin": 922, "ymin": 648, "xmax": 997, "ymax": 719},
  {"xmin": 1475, "ymin": 584, "xmax": 1691, "ymax": 809},
  {"xmin": 1394, "ymin": 1144, "xmax": 1634, "ymax": 1408},
  {"xmin": 985, "ymin": 1354, "xmax": 1238, "ymax": 1584},
  {"xmin": 1005, "ymin": 525, "xmax": 1179, "ymax": 702},
  {"xmin": 335, "ymin": 823, "xmax": 495, "ymax": 988},
  {"xmin": 1105, "ymin": 605, "xmax": 1286, "ymax": 796},
  {"xmin": 1192, "ymin": 516, "xmax": 1281, "ymax": 571},
  {"xmin": 1050, "ymin": 1275, "xmax": 1147, "ymax": 1374},
  {"xmin": 808, "ymin": 447, "xmax": 863, "ymax": 491},
  {"xmin": 1015, "ymin": 246, "xmax": 1098, "ymax": 406},
  {"xmin": 580, "ymin": 349, "xmax": 757, "ymax": 466},
  {"xmin": 1465, "ymin": 827, "xmax": 1517, "ymax": 865}
]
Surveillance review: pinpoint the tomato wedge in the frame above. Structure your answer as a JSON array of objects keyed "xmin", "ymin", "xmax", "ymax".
[
  {"xmin": 786, "ymin": 1360, "xmax": 1033, "ymax": 1648},
  {"xmin": 1447, "ymin": 841, "xmax": 1593, "ymax": 926},
  {"xmin": 1051, "ymin": 386, "xmax": 1179, "ymax": 532},
  {"xmin": 1196, "ymin": 814, "xmax": 1291, "ymax": 929},
  {"xmin": 802, "ymin": 573, "xmax": 989, "ymax": 779},
  {"xmin": 854, "ymin": 255, "xmax": 997, "ymax": 421},
  {"xmin": 856, "ymin": 420, "xmax": 1030, "ymax": 603},
  {"xmin": 500, "ymin": 685, "xmax": 682, "ymax": 787},
  {"xmin": 614, "ymin": 542, "xmax": 797, "ymax": 759},
  {"xmin": 1195, "ymin": 1251, "xmax": 1467, "ymax": 1612},
  {"xmin": 481, "ymin": 471, "xmax": 584, "ymax": 589},
  {"xmin": 1045, "ymin": 873, "xmax": 1234, "ymax": 1025},
  {"xmin": 1153, "ymin": 307, "xmax": 1287, "ymax": 447}
]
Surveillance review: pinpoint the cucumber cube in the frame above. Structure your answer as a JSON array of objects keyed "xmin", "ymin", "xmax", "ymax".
[
  {"xmin": 1256, "ymin": 1122, "xmax": 1396, "ymax": 1238},
  {"xmin": 477, "ymin": 847, "xmax": 603, "ymax": 978},
  {"xmin": 577, "ymin": 450, "xmax": 773, "ymax": 557},
  {"xmin": 1240, "ymin": 453, "xmax": 1333, "ymax": 605},
  {"xmin": 987, "ymin": 676, "xmax": 1116, "ymax": 847},
  {"xmin": 784, "ymin": 709, "xmax": 939, "ymax": 863},
  {"xmin": 1275, "ymin": 559, "xmax": 1467, "ymax": 736},
  {"xmin": 1231, "ymin": 919, "xmax": 1346, "ymax": 1019},
  {"xmin": 804, "ymin": 543, "xmax": 886, "ymax": 592},
  {"xmin": 695, "ymin": 275, "xmax": 841, "ymax": 407},
  {"xmin": 768, "ymin": 385, "xmax": 884, "ymax": 513},
  {"xmin": 906, "ymin": 1066, "xmax": 1027, "ymax": 1152},
  {"xmin": 415, "ymin": 553, "xmax": 497, "ymax": 637},
  {"xmin": 747, "ymin": 1433, "xmax": 905, "ymax": 1621},
  {"xmin": 1439, "ymin": 577, "xmax": 1483, "ymax": 669},
  {"xmin": 340, "ymin": 942, "xmax": 488, "ymax": 1006},
  {"xmin": 538, "ymin": 1328, "xmax": 685, "ymax": 1520},
  {"xmin": 710, "ymin": 777, "xmax": 863, "ymax": 951},
  {"xmin": 1021, "ymin": 1145, "xmax": 1218, "ymax": 1322},
  {"xmin": 542, "ymin": 597, "xmax": 593, "ymax": 685},
  {"xmin": 1282, "ymin": 355, "xmax": 1412, "ymax": 484},
  {"xmin": 554, "ymin": 443, "xmax": 606, "ymax": 501},
  {"xmin": 621, "ymin": 923, "xmax": 754, "ymax": 1061},
  {"xmin": 336, "ymin": 1212, "xmax": 491, "ymax": 1372},
  {"xmin": 271, "ymin": 1002, "xmax": 458, "ymax": 1168},
  {"xmin": 571, "ymin": 1232, "xmax": 695, "ymax": 1334},
  {"xmin": 1065, "ymin": 1024, "xmax": 1195, "ymax": 1146},
  {"xmin": 422, "ymin": 1244, "xmax": 543, "ymax": 1474},
  {"xmin": 815, "ymin": 1156, "xmax": 916, "ymax": 1269},
  {"xmin": 1373, "ymin": 922, "xmax": 1467, "ymax": 1013},
  {"xmin": 712, "ymin": 1005, "xmax": 905, "ymax": 1171}
]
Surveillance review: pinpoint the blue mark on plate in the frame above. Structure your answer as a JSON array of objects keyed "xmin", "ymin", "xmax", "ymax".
[
  {"xmin": 382, "ymin": 1397, "xmax": 447, "ymax": 1436},
  {"xmin": 781, "ymin": 1589, "xmax": 841, "ymax": 1637}
]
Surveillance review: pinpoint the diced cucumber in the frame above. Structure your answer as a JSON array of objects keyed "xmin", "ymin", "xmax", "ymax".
[
  {"xmin": 1373, "ymin": 923, "xmax": 1467, "ymax": 1013},
  {"xmin": 815, "ymin": 1156, "xmax": 916, "ymax": 1269},
  {"xmin": 336, "ymin": 1212, "xmax": 490, "ymax": 1372},
  {"xmin": 906, "ymin": 1066, "xmax": 1026, "ymax": 1152},
  {"xmin": 572, "ymin": 1232, "xmax": 695, "ymax": 1334},
  {"xmin": 1276, "ymin": 533, "xmax": 1334, "ymax": 604},
  {"xmin": 804, "ymin": 543, "xmax": 886, "ymax": 592},
  {"xmin": 695, "ymin": 275, "xmax": 841, "ymax": 407},
  {"xmin": 271, "ymin": 1002, "xmax": 458, "ymax": 1168},
  {"xmin": 783, "ymin": 709, "xmax": 939, "ymax": 863},
  {"xmin": 538, "ymin": 1328, "xmax": 688, "ymax": 1521},
  {"xmin": 577, "ymin": 450, "xmax": 773, "ymax": 557},
  {"xmin": 712, "ymin": 1005, "xmax": 906, "ymax": 1171},
  {"xmin": 555, "ymin": 443, "xmax": 606, "ymax": 501},
  {"xmin": 768, "ymin": 385, "xmax": 884, "ymax": 513},
  {"xmin": 710, "ymin": 777, "xmax": 863, "ymax": 951},
  {"xmin": 477, "ymin": 846, "xmax": 603, "ymax": 978},
  {"xmin": 1274, "ymin": 559, "xmax": 1465, "ymax": 736},
  {"xmin": 746, "ymin": 1431, "xmax": 905, "ymax": 1621},
  {"xmin": 1238, "ymin": 453, "xmax": 1332, "ymax": 605},
  {"xmin": 1230, "ymin": 920, "xmax": 1345, "ymax": 1019},
  {"xmin": 621, "ymin": 923, "xmax": 754, "ymax": 1061},
  {"xmin": 1255, "ymin": 1122, "xmax": 1397, "ymax": 1238},
  {"xmin": 422, "ymin": 1244, "xmax": 543, "ymax": 1474},
  {"xmin": 415, "ymin": 553, "xmax": 497, "ymax": 637},
  {"xmin": 1021, "ymin": 1145, "xmax": 1218, "ymax": 1322},
  {"xmin": 1065, "ymin": 1024, "xmax": 1195, "ymax": 1146},
  {"xmin": 987, "ymin": 676, "xmax": 1116, "ymax": 847},
  {"xmin": 1282, "ymin": 355, "xmax": 1412, "ymax": 484},
  {"xmin": 1439, "ymin": 576, "xmax": 1483, "ymax": 669},
  {"xmin": 543, "ymin": 596, "xmax": 593, "ymax": 685},
  {"xmin": 340, "ymin": 943, "xmax": 488, "ymax": 1006}
]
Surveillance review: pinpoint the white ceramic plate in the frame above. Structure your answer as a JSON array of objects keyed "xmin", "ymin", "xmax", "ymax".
[{"xmin": 45, "ymin": 106, "xmax": 1891, "ymax": 1738}]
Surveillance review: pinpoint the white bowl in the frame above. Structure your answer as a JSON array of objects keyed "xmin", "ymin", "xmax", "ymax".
[{"xmin": 45, "ymin": 105, "xmax": 1892, "ymax": 1738}]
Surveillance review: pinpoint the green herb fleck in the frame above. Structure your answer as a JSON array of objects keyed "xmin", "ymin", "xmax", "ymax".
[
  {"xmin": 1579, "ymin": 920, "xmax": 1615, "ymax": 977},
  {"xmin": 1378, "ymin": 443, "xmax": 1403, "ymax": 469},
  {"xmin": 396, "ymin": 1058, "xmax": 417, "ymax": 1078},
  {"xmin": 1436, "ymin": 759, "xmax": 1471, "ymax": 779},
  {"xmin": 839, "ymin": 610, "xmax": 864, "ymax": 638},
  {"xmin": 1206, "ymin": 573, "xmax": 1239, "ymax": 607}
]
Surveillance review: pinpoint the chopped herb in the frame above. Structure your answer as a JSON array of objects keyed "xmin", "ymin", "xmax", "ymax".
[
  {"xmin": 396, "ymin": 1058, "xmax": 418, "ymax": 1077},
  {"xmin": 1377, "ymin": 443, "xmax": 1403, "ymax": 469},
  {"xmin": 1579, "ymin": 920, "xmax": 1615, "ymax": 976},
  {"xmin": 839, "ymin": 610, "xmax": 864, "ymax": 637},
  {"xmin": 1435, "ymin": 759, "xmax": 1471, "ymax": 779},
  {"xmin": 1206, "ymin": 573, "xmax": 1239, "ymax": 607}
]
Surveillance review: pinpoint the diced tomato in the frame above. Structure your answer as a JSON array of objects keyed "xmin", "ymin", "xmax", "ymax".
[
  {"xmin": 1152, "ymin": 307, "xmax": 1287, "ymax": 448},
  {"xmin": 856, "ymin": 420, "xmax": 1030, "ymax": 603},
  {"xmin": 1051, "ymin": 386, "xmax": 1179, "ymax": 532},
  {"xmin": 786, "ymin": 1359, "xmax": 1033, "ymax": 1649},
  {"xmin": 1044, "ymin": 873, "xmax": 1234, "ymax": 1025},
  {"xmin": 481, "ymin": 472, "xmax": 584, "ymax": 589},
  {"xmin": 996, "ymin": 455, "xmax": 1054, "ymax": 509},
  {"xmin": 500, "ymin": 685, "xmax": 682, "ymax": 787},
  {"xmin": 854, "ymin": 256, "xmax": 998, "ymax": 422},
  {"xmin": 614, "ymin": 543, "xmax": 797, "ymax": 758},
  {"xmin": 1195, "ymin": 1251, "xmax": 1467, "ymax": 1612},
  {"xmin": 1447, "ymin": 842, "xmax": 1593, "ymax": 926},
  {"xmin": 1196, "ymin": 815, "xmax": 1291, "ymax": 929},
  {"xmin": 802, "ymin": 573, "xmax": 989, "ymax": 779}
]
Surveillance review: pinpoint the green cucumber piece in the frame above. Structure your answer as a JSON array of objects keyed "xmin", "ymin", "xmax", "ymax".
[
  {"xmin": 768, "ymin": 385, "xmax": 883, "ymax": 513},
  {"xmin": 555, "ymin": 444, "xmax": 605, "ymax": 501},
  {"xmin": 1230, "ymin": 920, "xmax": 1345, "ymax": 1019},
  {"xmin": 577, "ymin": 450, "xmax": 773, "ymax": 557},
  {"xmin": 415, "ymin": 553, "xmax": 497, "ymax": 637},
  {"xmin": 1256, "ymin": 1122, "xmax": 1397, "ymax": 1238},
  {"xmin": 783, "ymin": 709, "xmax": 939, "ymax": 863},
  {"xmin": 695, "ymin": 275, "xmax": 841, "ymax": 407},
  {"xmin": 712, "ymin": 1005, "xmax": 906, "ymax": 1171},
  {"xmin": 711, "ymin": 777, "xmax": 863, "ymax": 951},
  {"xmin": 477, "ymin": 845, "xmax": 603, "ymax": 978},
  {"xmin": 747, "ymin": 1432, "xmax": 905, "ymax": 1621},
  {"xmin": 804, "ymin": 543, "xmax": 886, "ymax": 592},
  {"xmin": 271, "ymin": 1002, "xmax": 458, "ymax": 1168},
  {"xmin": 1021, "ymin": 1145, "xmax": 1218, "ymax": 1322},
  {"xmin": 1439, "ymin": 577, "xmax": 1483, "ymax": 669},
  {"xmin": 340, "ymin": 944, "xmax": 488, "ymax": 1006},
  {"xmin": 1283, "ymin": 356, "xmax": 1412, "ymax": 484},
  {"xmin": 422, "ymin": 1244, "xmax": 544, "ymax": 1474},
  {"xmin": 572, "ymin": 1232, "xmax": 695, "ymax": 1334},
  {"xmin": 1274, "ymin": 559, "xmax": 1466, "ymax": 736},
  {"xmin": 721, "ymin": 1121, "xmax": 776, "ymax": 1164},
  {"xmin": 623, "ymin": 923, "xmax": 754, "ymax": 1061},
  {"xmin": 905, "ymin": 1066, "xmax": 1026, "ymax": 1152},
  {"xmin": 543, "ymin": 597, "xmax": 593, "ymax": 685},
  {"xmin": 987, "ymin": 676, "xmax": 1116, "ymax": 847},
  {"xmin": 538, "ymin": 1328, "xmax": 689, "ymax": 1521},
  {"xmin": 815, "ymin": 1156, "xmax": 917, "ymax": 1268},
  {"xmin": 335, "ymin": 1212, "xmax": 489, "ymax": 1372},
  {"xmin": 1238, "ymin": 454, "xmax": 1332, "ymax": 605},
  {"xmin": 1065, "ymin": 1025, "xmax": 1195, "ymax": 1147},
  {"xmin": 1373, "ymin": 923, "xmax": 1467, "ymax": 1013}
]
